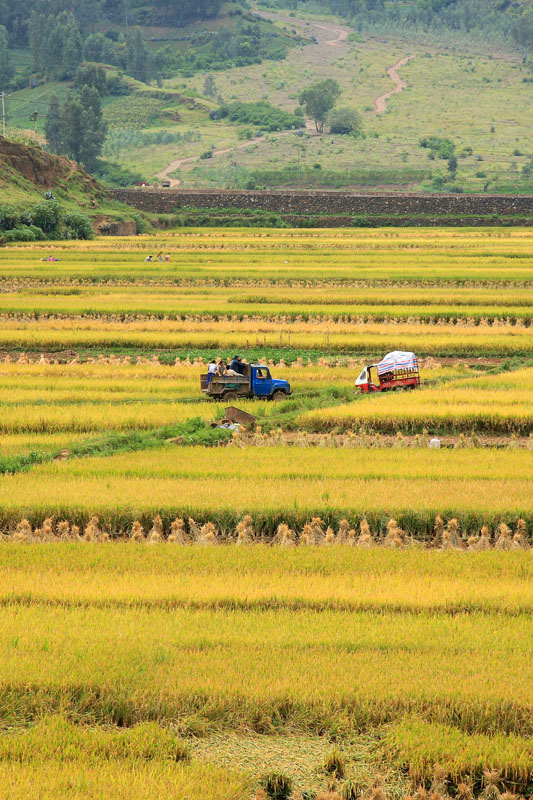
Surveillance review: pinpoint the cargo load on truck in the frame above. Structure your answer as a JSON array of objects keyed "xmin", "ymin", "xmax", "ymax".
[{"xmin": 355, "ymin": 351, "xmax": 421, "ymax": 393}]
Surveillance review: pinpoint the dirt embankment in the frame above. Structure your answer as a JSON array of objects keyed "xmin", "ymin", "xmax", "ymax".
[{"xmin": 0, "ymin": 136, "xmax": 108, "ymax": 203}]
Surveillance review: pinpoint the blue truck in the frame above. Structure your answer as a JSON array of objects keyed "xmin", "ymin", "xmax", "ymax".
[{"xmin": 201, "ymin": 364, "xmax": 291, "ymax": 401}]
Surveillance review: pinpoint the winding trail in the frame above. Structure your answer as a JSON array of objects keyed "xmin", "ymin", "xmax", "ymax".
[
  {"xmin": 374, "ymin": 56, "xmax": 413, "ymax": 114},
  {"xmin": 155, "ymin": 12, "xmax": 351, "ymax": 187},
  {"xmin": 313, "ymin": 23, "xmax": 348, "ymax": 47}
]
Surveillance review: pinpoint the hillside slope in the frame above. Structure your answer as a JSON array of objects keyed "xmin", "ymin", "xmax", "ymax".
[
  {"xmin": 0, "ymin": 137, "xmax": 141, "ymax": 233},
  {"xmin": 0, "ymin": 137, "xmax": 108, "ymax": 208}
]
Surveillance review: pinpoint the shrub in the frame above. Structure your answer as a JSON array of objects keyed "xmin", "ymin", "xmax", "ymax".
[
  {"xmin": 65, "ymin": 212, "xmax": 94, "ymax": 240},
  {"xmin": 420, "ymin": 136, "xmax": 455, "ymax": 159},
  {"xmin": 327, "ymin": 107, "xmax": 362, "ymax": 135},
  {"xmin": 131, "ymin": 213, "xmax": 148, "ymax": 234},
  {"xmin": 218, "ymin": 100, "xmax": 300, "ymax": 131},
  {"xmin": 0, "ymin": 204, "xmax": 21, "ymax": 231},
  {"xmin": 4, "ymin": 226, "xmax": 38, "ymax": 242},
  {"xmin": 30, "ymin": 199, "xmax": 63, "ymax": 235}
]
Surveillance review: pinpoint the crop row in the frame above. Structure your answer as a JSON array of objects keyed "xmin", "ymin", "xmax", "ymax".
[
  {"xmin": 0, "ymin": 320, "xmax": 529, "ymax": 356},
  {"xmin": 1, "ymin": 545, "xmax": 531, "ymax": 614},
  {"xmin": 0, "ymin": 602, "xmax": 530, "ymax": 736},
  {"xmin": 0, "ymin": 716, "xmax": 244, "ymax": 800},
  {"xmin": 0, "ymin": 286, "xmax": 531, "ymax": 323},
  {"xmin": 1, "ymin": 229, "xmax": 531, "ymax": 287},
  {"xmin": 0, "ymin": 443, "xmax": 530, "ymax": 531},
  {"xmin": 384, "ymin": 720, "xmax": 533, "ymax": 784},
  {"xmin": 4, "ymin": 514, "xmax": 530, "ymax": 552}
]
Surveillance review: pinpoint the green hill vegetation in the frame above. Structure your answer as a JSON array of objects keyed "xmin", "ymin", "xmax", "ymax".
[{"xmin": 0, "ymin": 0, "xmax": 530, "ymax": 192}]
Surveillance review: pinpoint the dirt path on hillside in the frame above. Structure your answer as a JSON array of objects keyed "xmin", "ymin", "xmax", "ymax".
[
  {"xmin": 155, "ymin": 12, "xmax": 351, "ymax": 187},
  {"xmin": 374, "ymin": 56, "xmax": 413, "ymax": 114},
  {"xmin": 313, "ymin": 22, "xmax": 348, "ymax": 47},
  {"xmin": 155, "ymin": 126, "xmax": 315, "ymax": 187}
]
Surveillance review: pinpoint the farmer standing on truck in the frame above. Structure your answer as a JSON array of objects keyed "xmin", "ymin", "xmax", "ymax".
[
  {"xmin": 230, "ymin": 355, "xmax": 246, "ymax": 375},
  {"xmin": 206, "ymin": 359, "xmax": 217, "ymax": 385}
]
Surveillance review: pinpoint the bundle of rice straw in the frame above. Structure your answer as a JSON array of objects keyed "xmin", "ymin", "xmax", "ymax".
[
  {"xmin": 235, "ymin": 514, "xmax": 254, "ymax": 545},
  {"xmin": 357, "ymin": 519, "xmax": 374, "ymax": 548},
  {"xmin": 443, "ymin": 518, "xmax": 462, "ymax": 549},
  {"xmin": 168, "ymin": 518, "xmax": 188, "ymax": 544},
  {"xmin": 44, "ymin": 518, "xmax": 58, "ymax": 542},
  {"xmin": 274, "ymin": 523, "xmax": 296, "ymax": 548},
  {"xmin": 384, "ymin": 518, "xmax": 406, "ymax": 549},
  {"xmin": 147, "ymin": 514, "xmax": 164, "ymax": 544},
  {"xmin": 188, "ymin": 517, "xmax": 202, "ymax": 541},
  {"xmin": 197, "ymin": 521, "xmax": 218, "ymax": 545},
  {"xmin": 57, "ymin": 520, "xmax": 71, "ymax": 541},
  {"xmin": 511, "ymin": 519, "xmax": 529, "ymax": 550},
  {"xmin": 13, "ymin": 518, "xmax": 32, "ymax": 543},
  {"xmin": 495, "ymin": 522, "xmax": 512, "ymax": 550},
  {"xmin": 335, "ymin": 519, "xmax": 350, "ymax": 544},
  {"xmin": 130, "ymin": 520, "xmax": 145, "ymax": 542},
  {"xmin": 323, "ymin": 527, "xmax": 335, "ymax": 546},
  {"xmin": 432, "ymin": 515, "xmax": 445, "ymax": 548}
]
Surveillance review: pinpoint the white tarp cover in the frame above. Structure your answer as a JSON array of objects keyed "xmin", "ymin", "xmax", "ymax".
[{"xmin": 376, "ymin": 351, "xmax": 418, "ymax": 376}]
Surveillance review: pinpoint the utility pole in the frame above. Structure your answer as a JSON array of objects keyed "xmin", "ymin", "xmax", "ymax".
[{"xmin": 1, "ymin": 93, "xmax": 6, "ymax": 137}]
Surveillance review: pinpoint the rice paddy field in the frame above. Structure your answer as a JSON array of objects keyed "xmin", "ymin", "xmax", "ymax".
[{"xmin": 0, "ymin": 227, "xmax": 532, "ymax": 799}]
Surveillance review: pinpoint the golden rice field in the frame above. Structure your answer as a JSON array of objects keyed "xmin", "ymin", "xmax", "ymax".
[
  {"xmin": 0, "ymin": 547, "xmax": 531, "ymax": 797},
  {"xmin": 0, "ymin": 228, "xmax": 532, "ymax": 799},
  {"xmin": 0, "ymin": 446, "xmax": 531, "ymax": 532}
]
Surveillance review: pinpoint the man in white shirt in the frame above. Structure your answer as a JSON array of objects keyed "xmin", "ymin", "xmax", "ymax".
[{"xmin": 207, "ymin": 359, "xmax": 217, "ymax": 385}]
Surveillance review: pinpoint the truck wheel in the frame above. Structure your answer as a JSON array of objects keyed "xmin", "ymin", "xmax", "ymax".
[
  {"xmin": 271, "ymin": 390, "xmax": 286, "ymax": 402},
  {"xmin": 224, "ymin": 391, "xmax": 239, "ymax": 402}
]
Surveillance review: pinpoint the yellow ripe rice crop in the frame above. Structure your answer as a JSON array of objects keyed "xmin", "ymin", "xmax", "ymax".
[
  {"xmin": 0, "ymin": 717, "xmax": 248, "ymax": 800},
  {"xmin": 1, "ymin": 546, "xmax": 531, "ymax": 615},
  {"xmin": 0, "ymin": 317, "xmax": 530, "ymax": 356},
  {"xmin": 1, "ymin": 228, "xmax": 531, "ymax": 793},
  {"xmin": 300, "ymin": 368, "xmax": 533, "ymax": 433},
  {"xmin": 0, "ymin": 595, "xmax": 530, "ymax": 735},
  {"xmin": 0, "ymin": 284, "xmax": 531, "ymax": 323},
  {"xmin": 0, "ymin": 446, "xmax": 530, "ymax": 526},
  {"xmin": 384, "ymin": 720, "xmax": 533, "ymax": 783}
]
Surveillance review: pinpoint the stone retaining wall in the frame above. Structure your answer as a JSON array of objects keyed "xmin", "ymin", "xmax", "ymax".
[{"xmin": 111, "ymin": 188, "xmax": 533, "ymax": 218}]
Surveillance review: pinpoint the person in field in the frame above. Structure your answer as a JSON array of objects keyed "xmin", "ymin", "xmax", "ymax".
[
  {"xmin": 164, "ymin": 253, "xmax": 170, "ymax": 262},
  {"xmin": 157, "ymin": 252, "xmax": 163, "ymax": 262},
  {"xmin": 145, "ymin": 255, "xmax": 153, "ymax": 262}
]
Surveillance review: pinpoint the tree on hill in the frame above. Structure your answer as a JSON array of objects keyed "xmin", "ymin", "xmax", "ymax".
[
  {"xmin": 126, "ymin": 27, "xmax": 148, "ymax": 82},
  {"xmin": 29, "ymin": 11, "xmax": 82, "ymax": 79},
  {"xmin": 0, "ymin": 24, "xmax": 12, "ymax": 90},
  {"xmin": 75, "ymin": 65, "xmax": 108, "ymax": 95},
  {"xmin": 45, "ymin": 94, "xmax": 62, "ymax": 154},
  {"xmin": 299, "ymin": 79, "xmax": 341, "ymax": 133},
  {"xmin": 59, "ymin": 86, "xmax": 107, "ymax": 171}
]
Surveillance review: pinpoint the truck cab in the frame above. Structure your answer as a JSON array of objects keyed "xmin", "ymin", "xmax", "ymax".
[
  {"xmin": 250, "ymin": 365, "xmax": 289, "ymax": 398},
  {"xmin": 355, "ymin": 365, "xmax": 380, "ymax": 393}
]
